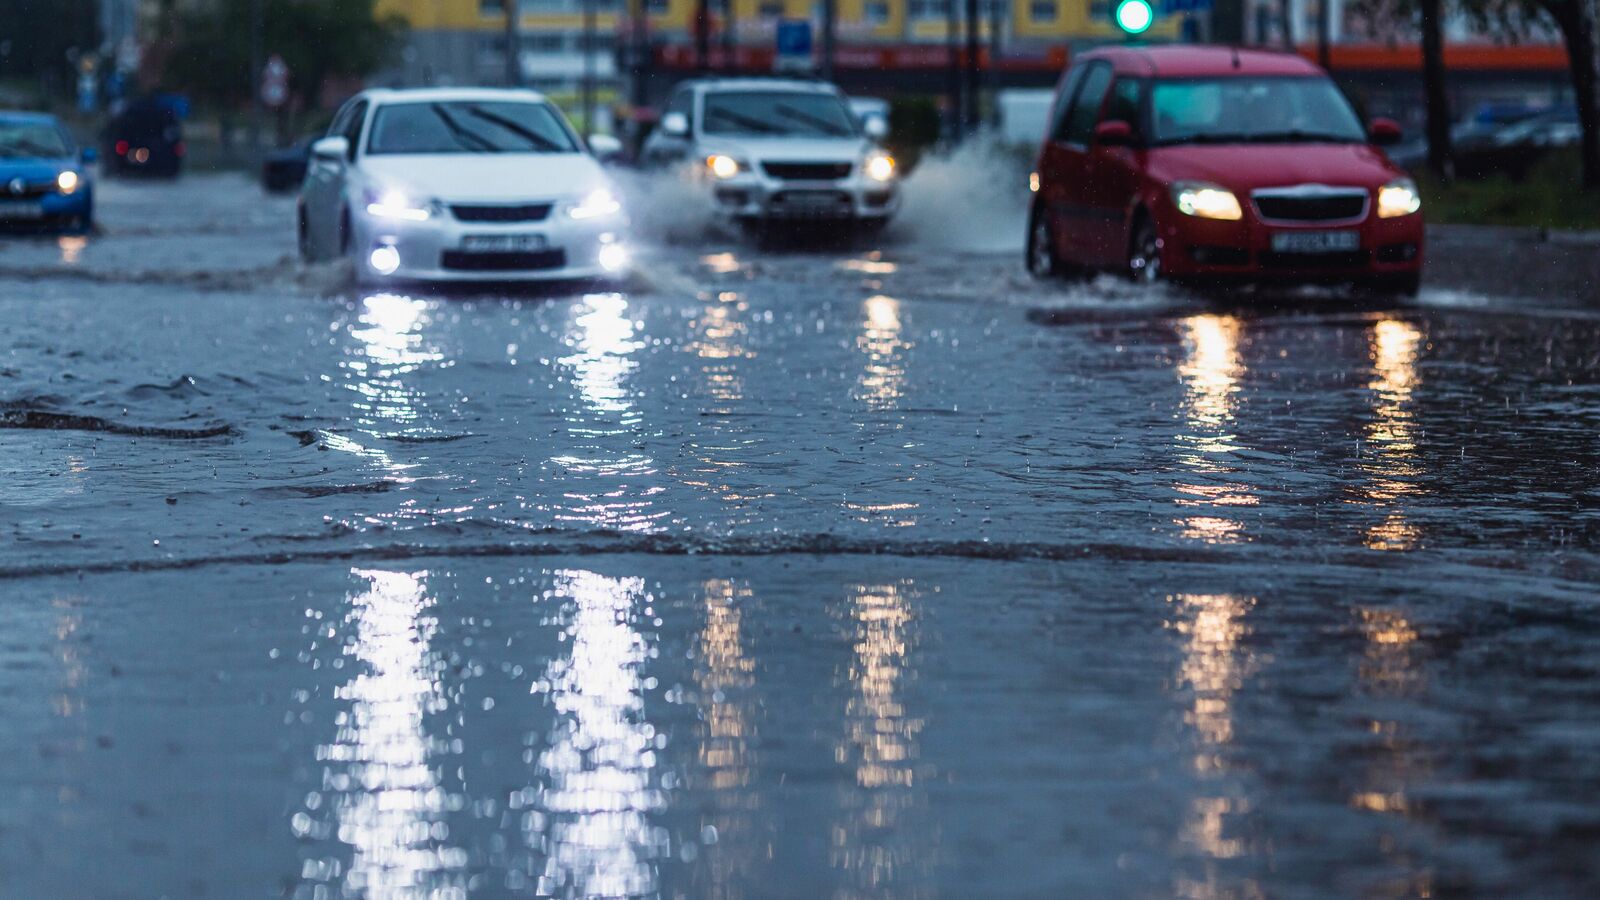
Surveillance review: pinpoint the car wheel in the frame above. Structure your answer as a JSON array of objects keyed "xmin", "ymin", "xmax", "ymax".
[
  {"xmin": 297, "ymin": 206, "xmax": 312, "ymax": 262},
  {"xmin": 1128, "ymin": 215, "xmax": 1163, "ymax": 284},
  {"xmin": 1026, "ymin": 204, "xmax": 1060, "ymax": 277}
]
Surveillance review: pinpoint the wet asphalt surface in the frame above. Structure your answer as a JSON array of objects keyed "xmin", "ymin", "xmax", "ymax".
[{"xmin": 2, "ymin": 173, "xmax": 1599, "ymax": 899}]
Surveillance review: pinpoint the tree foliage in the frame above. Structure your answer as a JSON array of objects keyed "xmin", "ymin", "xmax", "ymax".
[
  {"xmin": 0, "ymin": 0, "xmax": 100, "ymax": 89},
  {"xmin": 163, "ymin": 0, "xmax": 405, "ymax": 110}
]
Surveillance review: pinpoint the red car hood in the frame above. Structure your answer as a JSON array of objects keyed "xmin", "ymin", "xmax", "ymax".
[{"xmin": 1144, "ymin": 143, "xmax": 1402, "ymax": 191}]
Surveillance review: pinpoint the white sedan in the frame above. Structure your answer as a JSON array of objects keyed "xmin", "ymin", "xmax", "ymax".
[{"xmin": 298, "ymin": 87, "xmax": 628, "ymax": 285}]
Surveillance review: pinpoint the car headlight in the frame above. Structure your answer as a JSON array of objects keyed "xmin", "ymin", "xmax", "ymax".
[
  {"xmin": 569, "ymin": 188, "xmax": 623, "ymax": 220},
  {"xmin": 1172, "ymin": 181, "xmax": 1242, "ymax": 220},
  {"xmin": 706, "ymin": 154, "xmax": 744, "ymax": 180},
  {"xmin": 1377, "ymin": 178, "xmax": 1421, "ymax": 218},
  {"xmin": 57, "ymin": 170, "xmax": 80, "ymax": 194},
  {"xmin": 864, "ymin": 152, "xmax": 896, "ymax": 182},
  {"xmin": 365, "ymin": 189, "xmax": 436, "ymax": 222}
]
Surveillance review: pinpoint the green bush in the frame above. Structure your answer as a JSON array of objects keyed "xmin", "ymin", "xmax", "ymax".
[{"xmin": 1418, "ymin": 149, "xmax": 1600, "ymax": 230}]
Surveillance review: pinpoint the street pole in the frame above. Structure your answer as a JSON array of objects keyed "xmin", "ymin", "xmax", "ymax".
[
  {"xmin": 696, "ymin": 0, "xmax": 709, "ymax": 72},
  {"xmin": 723, "ymin": 0, "xmax": 736, "ymax": 73},
  {"xmin": 989, "ymin": 0, "xmax": 1003, "ymax": 127},
  {"xmin": 583, "ymin": 0, "xmax": 596, "ymax": 138},
  {"xmin": 1317, "ymin": 0, "xmax": 1331, "ymax": 71},
  {"xmin": 964, "ymin": 0, "xmax": 979, "ymax": 134},
  {"xmin": 504, "ymin": 0, "xmax": 521, "ymax": 87},
  {"xmin": 946, "ymin": 0, "xmax": 961, "ymax": 141},
  {"xmin": 248, "ymin": 0, "xmax": 263, "ymax": 154},
  {"xmin": 821, "ymin": 0, "xmax": 836, "ymax": 81}
]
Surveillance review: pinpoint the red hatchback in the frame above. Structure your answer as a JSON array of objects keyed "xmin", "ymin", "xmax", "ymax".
[{"xmin": 1027, "ymin": 45, "xmax": 1424, "ymax": 295}]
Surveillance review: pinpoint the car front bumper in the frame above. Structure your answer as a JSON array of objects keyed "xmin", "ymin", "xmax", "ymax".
[
  {"xmin": 708, "ymin": 171, "xmax": 899, "ymax": 222},
  {"xmin": 352, "ymin": 210, "xmax": 629, "ymax": 283},
  {"xmin": 1157, "ymin": 209, "xmax": 1424, "ymax": 283}
]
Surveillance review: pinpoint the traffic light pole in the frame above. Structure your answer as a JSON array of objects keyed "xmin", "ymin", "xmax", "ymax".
[{"xmin": 504, "ymin": 0, "xmax": 521, "ymax": 86}]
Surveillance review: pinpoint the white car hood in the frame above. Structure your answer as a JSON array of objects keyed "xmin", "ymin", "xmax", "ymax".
[
  {"xmin": 359, "ymin": 153, "xmax": 607, "ymax": 202},
  {"xmin": 705, "ymin": 136, "xmax": 871, "ymax": 162}
]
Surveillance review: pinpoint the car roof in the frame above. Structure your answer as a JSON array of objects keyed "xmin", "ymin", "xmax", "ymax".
[
  {"xmin": 360, "ymin": 87, "xmax": 551, "ymax": 105},
  {"xmin": 688, "ymin": 78, "xmax": 841, "ymax": 95},
  {"xmin": 1080, "ymin": 45, "xmax": 1326, "ymax": 78}
]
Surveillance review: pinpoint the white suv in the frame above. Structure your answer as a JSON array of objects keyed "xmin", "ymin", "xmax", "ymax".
[{"xmin": 641, "ymin": 79, "xmax": 900, "ymax": 230}]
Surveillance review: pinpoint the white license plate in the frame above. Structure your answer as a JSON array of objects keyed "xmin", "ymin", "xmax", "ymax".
[
  {"xmin": 0, "ymin": 202, "xmax": 44, "ymax": 220},
  {"xmin": 1271, "ymin": 230, "xmax": 1359, "ymax": 253},
  {"xmin": 461, "ymin": 234, "xmax": 546, "ymax": 252}
]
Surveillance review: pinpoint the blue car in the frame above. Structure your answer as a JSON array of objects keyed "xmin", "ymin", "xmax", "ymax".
[{"xmin": 0, "ymin": 112, "xmax": 95, "ymax": 232}]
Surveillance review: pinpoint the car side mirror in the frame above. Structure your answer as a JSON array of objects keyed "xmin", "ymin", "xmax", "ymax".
[
  {"xmin": 588, "ymin": 133, "xmax": 623, "ymax": 162},
  {"xmin": 80, "ymin": 147, "xmax": 98, "ymax": 164},
  {"xmin": 311, "ymin": 136, "xmax": 350, "ymax": 161},
  {"xmin": 661, "ymin": 112, "xmax": 689, "ymax": 137},
  {"xmin": 1369, "ymin": 118, "xmax": 1403, "ymax": 146},
  {"xmin": 1094, "ymin": 119, "xmax": 1135, "ymax": 147},
  {"xmin": 862, "ymin": 114, "xmax": 889, "ymax": 140}
]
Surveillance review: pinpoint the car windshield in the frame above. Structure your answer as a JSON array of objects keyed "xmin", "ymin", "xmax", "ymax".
[
  {"xmin": 1150, "ymin": 77, "xmax": 1366, "ymax": 146},
  {"xmin": 0, "ymin": 121, "xmax": 71, "ymax": 159},
  {"xmin": 366, "ymin": 101, "xmax": 579, "ymax": 155},
  {"xmin": 703, "ymin": 91, "xmax": 858, "ymax": 137}
]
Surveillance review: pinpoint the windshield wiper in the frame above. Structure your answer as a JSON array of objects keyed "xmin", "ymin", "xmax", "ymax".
[
  {"xmin": 705, "ymin": 109, "xmax": 783, "ymax": 134},
  {"xmin": 465, "ymin": 106, "xmax": 564, "ymax": 152},
  {"xmin": 773, "ymin": 104, "xmax": 850, "ymax": 136},
  {"xmin": 430, "ymin": 104, "xmax": 501, "ymax": 153},
  {"xmin": 1241, "ymin": 130, "xmax": 1360, "ymax": 144},
  {"xmin": 1154, "ymin": 133, "xmax": 1256, "ymax": 146}
]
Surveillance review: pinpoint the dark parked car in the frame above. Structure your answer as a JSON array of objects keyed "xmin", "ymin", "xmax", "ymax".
[
  {"xmin": 262, "ymin": 137, "xmax": 313, "ymax": 193},
  {"xmin": 1453, "ymin": 109, "xmax": 1580, "ymax": 179},
  {"xmin": 104, "ymin": 98, "xmax": 184, "ymax": 178}
]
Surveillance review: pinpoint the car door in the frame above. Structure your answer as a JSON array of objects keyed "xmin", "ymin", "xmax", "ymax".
[
  {"xmin": 304, "ymin": 98, "xmax": 355, "ymax": 253},
  {"xmin": 642, "ymin": 88, "xmax": 695, "ymax": 167},
  {"xmin": 1081, "ymin": 76, "xmax": 1147, "ymax": 266},
  {"xmin": 304, "ymin": 99, "xmax": 362, "ymax": 254},
  {"xmin": 1039, "ymin": 61, "xmax": 1113, "ymax": 264}
]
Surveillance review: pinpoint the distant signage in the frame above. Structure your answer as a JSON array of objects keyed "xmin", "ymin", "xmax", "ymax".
[{"xmin": 774, "ymin": 19, "xmax": 812, "ymax": 72}]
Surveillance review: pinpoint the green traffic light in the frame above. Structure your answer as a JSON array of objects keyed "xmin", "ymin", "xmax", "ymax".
[{"xmin": 1115, "ymin": 0, "xmax": 1154, "ymax": 33}]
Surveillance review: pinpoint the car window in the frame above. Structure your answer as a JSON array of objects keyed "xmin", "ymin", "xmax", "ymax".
[
  {"xmin": 1048, "ymin": 65, "xmax": 1085, "ymax": 142},
  {"xmin": 0, "ymin": 121, "xmax": 72, "ymax": 158},
  {"xmin": 1101, "ymin": 78, "xmax": 1145, "ymax": 136},
  {"xmin": 366, "ymin": 101, "xmax": 580, "ymax": 155},
  {"xmin": 702, "ymin": 91, "xmax": 858, "ymax": 137},
  {"xmin": 328, "ymin": 101, "xmax": 356, "ymax": 139},
  {"xmin": 342, "ymin": 101, "xmax": 368, "ymax": 159},
  {"xmin": 1061, "ymin": 63, "xmax": 1113, "ymax": 145},
  {"xmin": 1150, "ymin": 77, "xmax": 1365, "ymax": 145}
]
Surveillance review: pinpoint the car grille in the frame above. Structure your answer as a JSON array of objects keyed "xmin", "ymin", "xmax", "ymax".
[
  {"xmin": 440, "ymin": 249, "xmax": 567, "ymax": 271},
  {"xmin": 450, "ymin": 203, "xmax": 553, "ymax": 223},
  {"xmin": 1253, "ymin": 190, "xmax": 1368, "ymax": 222},
  {"xmin": 1, "ymin": 181, "xmax": 53, "ymax": 200},
  {"xmin": 762, "ymin": 161, "xmax": 852, "ymax": 180}
]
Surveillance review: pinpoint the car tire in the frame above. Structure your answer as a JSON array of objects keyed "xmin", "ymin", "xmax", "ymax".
[
  {"xmin": 297, "ymin": 206, "xmax": 312, "ymax": 262},
  {"xmin": 1026, "ymin": 203, "xmax": 1064, "ymax": 278},
  {"xmin": 1128, "ymin": 215, "xmax": 1163, "ymax": 284}
]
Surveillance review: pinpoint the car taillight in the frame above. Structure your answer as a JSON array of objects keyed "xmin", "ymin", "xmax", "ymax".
[
  {"xmin": 174, "ymin": 142, "xmax": 186, "ymax": 158},
  {"xmin": 115, "ymin": 140, "xmax": 129, "ymax": 156}
]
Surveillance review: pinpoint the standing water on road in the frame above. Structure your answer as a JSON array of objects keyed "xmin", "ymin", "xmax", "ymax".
[{"xmin": 2, "ymin": 174, "xmax": 1599, "ymax": 897}]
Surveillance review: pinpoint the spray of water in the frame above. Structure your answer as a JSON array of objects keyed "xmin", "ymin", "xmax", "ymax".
[
  {"xmin": 610, "ymin": 165, "xmax": 721, "ymax": 246},
  {"xmin": 889, "ymin": 133, "xmax": 1034, "ymax": 254}
]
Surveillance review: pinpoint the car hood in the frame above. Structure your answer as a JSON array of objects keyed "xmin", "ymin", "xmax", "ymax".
[
  {"xmin": 704, "ymin": 136, "xmax": 870, "ymax": 162},
  {"xmin": 1144, "ymin": 143, "xmax": 1402, "ymax": 191},
  {"xmin": 0, "ymin": 158, "xmax": 74, "ymax": 182},
  {"xmin": 358, "ymin": 153, "xmax": 608, "ymax": 202}
]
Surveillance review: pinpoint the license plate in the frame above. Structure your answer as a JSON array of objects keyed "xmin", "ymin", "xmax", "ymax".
[
  {"xmin": 461, "ymin": 234, "xmax": 546, "ymax": 252},
  {"xmin": 1271, "ymin": 230, "xmax": 1359, "ymax": 253},
  {"xmin": 0, "ymin": 202, "xmax": 43, "ymax": 220},
  {"xmin": 783, "ymin": 192, "xmax": 844, "ymax": 207}
]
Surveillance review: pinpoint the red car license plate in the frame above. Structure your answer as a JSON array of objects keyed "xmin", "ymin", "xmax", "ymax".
[{"xmin": 1271, "ymin": 230, "xmax": 1359, "ymax": 253}]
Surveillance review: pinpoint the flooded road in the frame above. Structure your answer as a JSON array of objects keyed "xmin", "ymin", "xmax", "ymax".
[{"xmin": 3, "ymin": 175, "xmax": 1598, "ymax": 897}]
